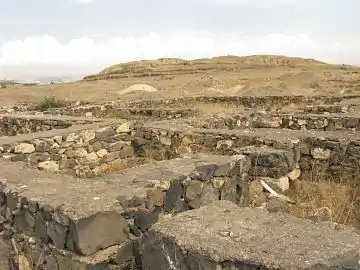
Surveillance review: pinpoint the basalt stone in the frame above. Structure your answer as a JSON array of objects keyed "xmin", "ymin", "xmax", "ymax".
[
  {"xmin": 131, "ymin": 137, "xmax": 148, "ymax": 148},
  {"xmin": 134, "ymin": 208, "xmax": 161, "ymax": 232},
  {"xmin": 163, "ymin": 181, "xmax": 183, "ymax": 213},
  {"xmin": 184, "ymin": 180, "xmax": 204, "ymax": 202},
  {"xmin": 119, "ymin": 146, "xmax": 135, "ymax": 158},
  {"xmin": 190, "ymin": 164, "xmax": 217, "ymax": 182},
  {"xmin": 145, "ymin": 189, "xmax": 165, "ymax": 210},
  {"xmin": 13, "ymin": 209, "xmax": 35, "ymax": 234},
  {"xmin": 11, "ymin": 154, "xmax": 27, "ymax": 162},
  {"xmin": 41, "ymin": 204, "xmax": 54, "ymax": 221},
  {"xmin": 0, "ymin": 192, "xmax": 6, "ymax": 206},
  {"xmin": 7, "ymin": 191, "xmax": 19, "ymax": 211},
  {"xmin": 256, "ymin": 153, "xmax": 282, "ymax": 167},
  {"xmin": 34, "ymin": 212, "xmax": 48, "ymax": 242},
  {"xmin": 118, "ymin": 195, "xmax": 144, "ymax": 209},
  {"xmin": 115, "ymin": 241, "xmax": 134, "ymax": 265},
  {"xmin": 67, "ymin": 212, "xmax": 128, "ymax": 256},
  {"xmin": 47, "ymin": 221, "xmax": 68, "ymax": 249}
]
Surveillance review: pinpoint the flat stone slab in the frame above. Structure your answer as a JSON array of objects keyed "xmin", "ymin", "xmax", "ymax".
[{"xmin": 137, "ymin": 200, "xmax": 360, "ymax": 270}]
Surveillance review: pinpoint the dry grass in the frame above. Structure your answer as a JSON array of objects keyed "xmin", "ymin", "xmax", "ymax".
[
  {"xmin": 34, "ymin": 96, "xmax": 68, "ymax": 111},
  {"xmin": 283, "ymin": 180, "xmax": 359, "ymax": 226},
  {"xmin": 192, "ymin": 102, "xmax": 244, "ymax": 115}
]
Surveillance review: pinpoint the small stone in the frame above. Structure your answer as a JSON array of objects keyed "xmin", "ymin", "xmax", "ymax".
[
  {"xmin": 154, "ymin": 180, "xmax": 171, "ymax": 190},
  {"xmin": 74, "ymin": 148, "xmax": 87, "ymax": 158},
  {"xmin": 276, "ymin": 176, "xmax": 290, "ymax": 192},
  {"xmin": 213, "ymin": 178, "xmax": 225, "ymax": 189},
  {"xmin": 311, "ymin": 148, "xmax": 331, "ymax": 160},
  {"xmin": 109, "ymin": 142, "xmax": 126, "ymax": 152},
  {"xmin": 216, "ymin": 140, "xmax": 235, "ymax": 150},
  {"xmin": 116, "ymin": 122, "xmax": 132, "ymax": 133},
  {"xmin": 163, "ymin": 181, "xmax": 183, "ymax": 212},
  {"xmin": 185, "ymin": 180, "xmax": 204, "ymax": 202},
  {"xmin": 96, "ymin": 149, "xmax": 108, "ymax": 158},
  {"xmin": 80, "ymin": 130, "xmax": 96, "ymax": 142},
  {"xmin": 146, "ymin": 189, "xmax": 165, "ymax": 210},
  {"xmin": 297, "ymin": 119, "xmax": 307, "ymax": 126},
  {"xmin": 86, "ymin": 152, "xmax": 98, "ymax": 162},
  {"xmin": 14, "ymin": 143, "xmax": 35, "ymax": 154},
  {"xmin": 95, "ymin": 126, "xmax": 115, "ymax": 139},
  {"xmin": 115, "ymin": 241, "xmax": 134, "ymax": 265},
  {"xmin": 53, "ymin": 135, "xmax": 63, "ymax": 144},
  {"xmin": 11, "ymin": 154, "xmax": 27, "ymax": 162},
  {"xmin": 159, "ymin": 137, "xmax": 171, "ymax": 146},
  {"xmin": 287, "ymin": 168, "xmax": 301, "ymax": 180},
  {"xmin": 38, "ymin": 161, "xmax": 59, "ymax": 172},
  {"xmin": 84, "ymin": 112, "xmax": 93, "ymax": 117},
  {"xmin": 134, "ymin": 208, "xmax": 161, "ymax": 232},
  {"xmin": 65, "ymin": 132, "xmax": 79, "ymax": 142},
  {"xmin": 119, "ymin": 146, "xmax": 134, "ymax": 158},
  {"xmin": 93, "ymin": 141, "xmax": 102, "ymax": 151},
  {"xmin": 28, "ymin": 236, "xmax": 37, "ymax": 244}
]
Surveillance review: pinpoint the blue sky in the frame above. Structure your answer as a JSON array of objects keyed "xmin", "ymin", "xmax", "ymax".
[{"xmin": 0, "ymin": 0, "xmax": 359, "ymax": 79}]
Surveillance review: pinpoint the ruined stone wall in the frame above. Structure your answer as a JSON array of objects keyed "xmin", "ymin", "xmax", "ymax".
[
  {"xmin": 45, "ymin": 105, "xmax": 199, "ymax": 119},
  {"xmin": 0, "ymin": 116, "xmax": 78, "ymax": 136},
  {"xmin": 124, "ymin": 94, "xmax": 360, "ymax": 109},
  {"xmin": 199, "ymin": 113, "xmax": 360, "ymax": 131},
  {"xmin": 37, "ymin": 95, "xmax": 360, "ymax": 118},
  {"xmin": 0, "ymin": 154, "xmax": 251, "ymax": 268},
  {"xmin": 135, "ymin": 125, "xmax": 360, "ymax": 182},
  {"xmin": 0, "ymin": 122, "xmax": 144, "ymax": 178}
]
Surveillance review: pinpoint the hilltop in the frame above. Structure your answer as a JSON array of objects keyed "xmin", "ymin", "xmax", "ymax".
[{"xmin": 1, "ymin": 54, "xmax": 360, "ymax": 106}]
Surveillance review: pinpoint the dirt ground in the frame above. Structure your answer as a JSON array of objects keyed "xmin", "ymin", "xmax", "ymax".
[{"xmin": 1, "ymin": 55, "xmax": 360, "ymax": 107}]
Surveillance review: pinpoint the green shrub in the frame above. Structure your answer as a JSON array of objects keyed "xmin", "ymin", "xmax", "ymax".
[{"xmin": 35, "ymin": 96, "xmax": 67, "ymax": 111}]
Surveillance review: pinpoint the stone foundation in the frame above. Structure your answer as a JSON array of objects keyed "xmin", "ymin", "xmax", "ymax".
[
  {"xmin": 45, "ymin": 106, "xmax": 200, "ymax": 119},
  {"xmin": 0, "ymin": 114, "xmax": 100, "ymax": 136},
  {"xmin": 137, "ymin": 200, "xmax": 360, "ymax": 269},
  {"xmin": 0, "ymin": 121, "xmax": 144, "ymax": 178},
  {"xmin": 0, "ymin": 153, "xmax": 250, "ymax": 268},
  {"xmin": 135, "ymin": 122, "xmax": 360, "ymax": 182},
  {"xmin": 198, "ymin": 112, "xmax": 360, "ymax": 131}
]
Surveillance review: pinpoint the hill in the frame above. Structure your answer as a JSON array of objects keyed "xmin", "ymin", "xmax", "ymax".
[
  {"xmin": 1, "ymin": 54, "xmax": 360, "ymax": 106},
  {"xmin": 83, "ymin": 55, "xmax": 329, "ymax": 81}
]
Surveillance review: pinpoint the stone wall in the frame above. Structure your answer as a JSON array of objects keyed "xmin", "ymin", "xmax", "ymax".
[
  {"xmin": 303, "ymin": 104, "xmax": 360, "ymax": 114},
  {"xmin": 0, "ymin": 122, "xmax": 147, "ymax": 178},
  {"xmin": 45, "ymin": 105, "xmax": 200, "ymax": 119},
  {"xmin": 124, "ymin": 94, "xmax": 360, "ymax": 109},
  {"xmin": 134, "ymin": 124, "xmax": 360, "ymax": 182},
  {"xmin": 0, "ymin": 154, "xmax": 251, "ymax": 268},
  {"xmin": 0, "ymin": 115, "xmax": 86, "ymax": 136},
  {"xmin": 35, "ymin": 95, "xmax": 360, "ymax": 118},
  {"xmin": 199, "ymin": 112, "xmax": 360, "ymax": 131},
  {"xmin": 2, "ymin": 117, "xmax": 359, "ymax": 182}
]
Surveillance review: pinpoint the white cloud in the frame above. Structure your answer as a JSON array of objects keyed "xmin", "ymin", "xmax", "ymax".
[
  {"xmin": 206, "ymin": 0, "xmax": 298, "ymax": 7},
  {"xmin": 73, "ymin": 0, "xmax": 93, "ymax": 3},
  {"xmin": 0, "ymin": 31, "xmax": 359, "ymax": 79}
]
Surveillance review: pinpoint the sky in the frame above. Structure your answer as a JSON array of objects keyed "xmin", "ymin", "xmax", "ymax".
[{"xmin": 0, "ymin": 0, "xmax": 359, "ymax": 80}]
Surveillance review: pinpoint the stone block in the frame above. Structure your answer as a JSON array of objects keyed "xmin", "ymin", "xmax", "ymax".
[{"xmin": 136, "ymin": 200, "xmax": 360, "ymax": 269}]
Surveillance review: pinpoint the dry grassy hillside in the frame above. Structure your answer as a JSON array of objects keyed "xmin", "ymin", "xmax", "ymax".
[{"xmin": 1, "ymin": 55, "xmax": 360, "ymax": 106}]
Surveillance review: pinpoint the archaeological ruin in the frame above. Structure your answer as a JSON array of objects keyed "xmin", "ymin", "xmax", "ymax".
[{"xmin": 1, "ymin": 94, "xmax": 360, "ymax": 269}]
